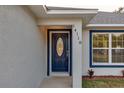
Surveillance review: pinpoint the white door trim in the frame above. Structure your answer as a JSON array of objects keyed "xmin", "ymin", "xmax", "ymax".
[{"xmin": 49, "ymin": 31, "xmax": 70, "ymax": 76}]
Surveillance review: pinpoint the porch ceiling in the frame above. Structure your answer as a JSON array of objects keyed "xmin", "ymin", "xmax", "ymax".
[{"xmin": 28, "ymin": 5, "xmax": 98, "ymax": 25}]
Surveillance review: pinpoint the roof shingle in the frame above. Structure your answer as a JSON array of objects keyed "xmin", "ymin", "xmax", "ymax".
[{"xmin": 89, "ymin": 12, "xmax": 124, "ymax": 24}]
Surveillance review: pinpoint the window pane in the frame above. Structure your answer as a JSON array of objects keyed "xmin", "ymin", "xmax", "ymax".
[
  {"xmin": 93, "ymin": 49, "xmax": 108, "ymax": 63},
  {"xmin": 112, "ymin": 33, "xmax": 124, "ymax": 48},
  {"xmin": 93, "ymin": 34, "xmax": 109, "ymax": 48},
  {"xmin": 112, "ymin": 49, "xmax": 124, "ymax": 63}
]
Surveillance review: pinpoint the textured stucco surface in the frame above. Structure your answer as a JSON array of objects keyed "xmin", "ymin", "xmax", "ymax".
[{"xmin": 0, "ymin": 5, "xmax": 45, "ymax": 87}]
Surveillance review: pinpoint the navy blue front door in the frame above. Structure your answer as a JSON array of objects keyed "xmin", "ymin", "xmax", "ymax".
[{"xmin": 52, "ymin": 33, "xmax": 69, "ymax": 72}]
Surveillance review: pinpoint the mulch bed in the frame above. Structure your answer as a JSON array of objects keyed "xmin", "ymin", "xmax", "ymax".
[{"xmin": 82, "ymin": 76, "xmax": 124, "ymax": 80}]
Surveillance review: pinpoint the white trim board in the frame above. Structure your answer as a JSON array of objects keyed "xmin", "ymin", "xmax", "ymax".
[
  {"xmin": 43, "ymin": 6, "xmax": 98, "ymax": 14},
  {"xmin": 87, "ymin": 24, "xmax": 124, "ymax": 27}
]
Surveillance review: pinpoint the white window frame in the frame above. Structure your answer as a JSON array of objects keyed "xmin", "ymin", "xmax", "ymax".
[{"xmin": 92, "ymin": 32, "xmax": 124, "ymax": 66}]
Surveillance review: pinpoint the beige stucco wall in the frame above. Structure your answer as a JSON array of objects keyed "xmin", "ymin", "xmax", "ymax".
[
  {"xmin": 0, "ymin": 5, "xmax": 46, "ymax": 87},
  {"xmin": 82, "ymin": 27, "xmax": 124, "ymax": 76}
]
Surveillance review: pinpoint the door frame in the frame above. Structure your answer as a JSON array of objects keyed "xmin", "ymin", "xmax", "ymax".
[{"xmin": 47, "ymin": 29, "xmax": 72, "ymax": 76}]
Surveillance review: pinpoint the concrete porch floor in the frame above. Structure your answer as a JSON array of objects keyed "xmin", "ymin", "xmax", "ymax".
[{"xmin": 40, "ymin": 76, "xmax": 72, "ymax": 88}]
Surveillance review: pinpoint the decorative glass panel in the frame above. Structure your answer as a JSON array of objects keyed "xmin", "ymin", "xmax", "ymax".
[
  {"xmin": 112, "ymin": 33, "xmax": 124, "ymax": 48},
  {"xmin": 56, "ymin": 37, "xmax": 64, "ymax": 56},
  {"xmin": 112, "ymin": 49, "xmax": 124, "ymax": 63},
  {"xmin": 93, "ymin": 34, "xmax": 109, "ymax": 48},
  {"xmin": 93, "ymin": 49, "xmax": 108, "ymax": 63}
]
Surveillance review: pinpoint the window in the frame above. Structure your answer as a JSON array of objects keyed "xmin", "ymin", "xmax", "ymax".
[
  {"xmin": 93, "ymin": 34, "xmax": 109, "ymax": 63},
  {"xmin": 112, "ymin": 33, "xmax": 124, "ymax": 63},
  {"xmin": 90, "ymin": 30, "xmax": 124, "ymax": 67}
]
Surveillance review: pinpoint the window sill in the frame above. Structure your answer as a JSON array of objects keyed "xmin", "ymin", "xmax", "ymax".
[{"xmin": 90, "ymin": 64, "xmax": 124, "ymax": 68}]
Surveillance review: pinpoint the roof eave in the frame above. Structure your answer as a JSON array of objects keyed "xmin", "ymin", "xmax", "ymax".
[
  {"xmin": 86, "ymin": 24, "xmax": 124, "ymax": 27},
  {"xmin": 43, "ymin": 5, "xmax": 98, "ymax": 15}
]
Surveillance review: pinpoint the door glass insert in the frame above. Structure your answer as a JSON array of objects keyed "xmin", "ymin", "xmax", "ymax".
[{"xmin": 56, "ymin": 37, "xmax": 64, "ymax": 56}]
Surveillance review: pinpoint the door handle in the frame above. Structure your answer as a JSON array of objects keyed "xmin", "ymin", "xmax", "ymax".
[{"xmin": 66, "ymin": 50, "xmax": 69, "ymax": 57}]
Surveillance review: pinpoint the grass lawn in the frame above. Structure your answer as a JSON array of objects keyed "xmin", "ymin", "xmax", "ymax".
[{"xmin": 82, "ymin": 77, "xmax": 124, "ymax": 88}]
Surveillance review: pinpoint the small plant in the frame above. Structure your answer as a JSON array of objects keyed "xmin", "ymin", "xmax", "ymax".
[
  {"xmin": 88, "ymin": 69, "xmax": 94, "ymax": 78},
  {"xmin": 121, "ymin": 70, "xmax": 124, "ymax": 77}
]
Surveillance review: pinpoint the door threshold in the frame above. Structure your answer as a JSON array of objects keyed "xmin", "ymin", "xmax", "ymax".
[{"xmin": 50, "ymin": 72, "xmax": 70, "ymax": 76}]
